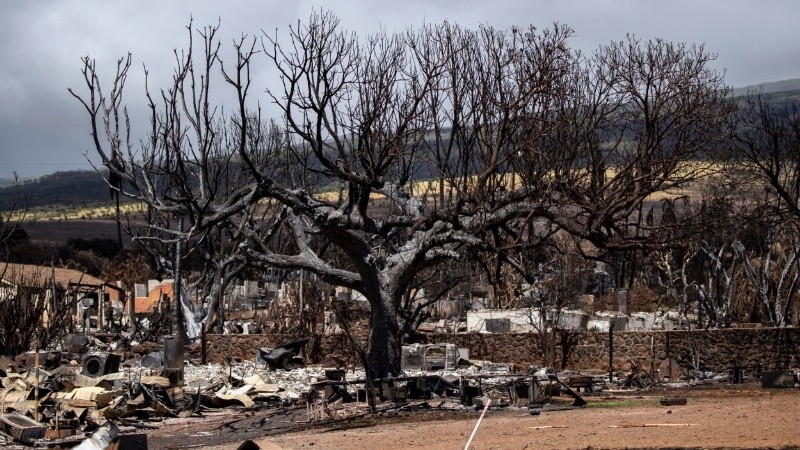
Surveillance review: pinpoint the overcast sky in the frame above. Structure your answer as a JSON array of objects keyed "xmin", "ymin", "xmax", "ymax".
[{"xmin": 1, "ymin": 0, "xmax": 798, "ymax": 180}]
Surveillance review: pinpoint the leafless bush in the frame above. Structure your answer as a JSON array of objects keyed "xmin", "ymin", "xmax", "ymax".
[
  {"xmin": 0, "ymin": 268, "xmax": 76, "ymax": 356},
  {"xmin": 255, "ymin": 278, "xmax": 326, "ymax": 336}
]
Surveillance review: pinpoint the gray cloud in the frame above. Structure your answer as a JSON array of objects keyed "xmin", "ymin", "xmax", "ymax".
[{"xmin": 2, "ymin": 0, "xmax": 798, "ymax": 179}]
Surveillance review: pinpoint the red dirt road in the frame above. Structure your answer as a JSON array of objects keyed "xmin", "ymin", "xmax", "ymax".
[{"xmin": 155, "ymin": 388, "xmax": 800, "ymax": 450}]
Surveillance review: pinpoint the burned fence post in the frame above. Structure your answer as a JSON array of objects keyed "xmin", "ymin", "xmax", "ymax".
[
  {"xmin": 732, "ymin": 360, "xmax": 743, "ymax": 384},
  {"xmin": 34, "ymin": 345, "xmax": 40, "ymax": 423},
  {"xmin": 201, "ymin": 324, "xmax": 207, "ymax": 365},
  {"xmin": 608, "ymin": 321, "xmax": 614, "ymax": 383}
]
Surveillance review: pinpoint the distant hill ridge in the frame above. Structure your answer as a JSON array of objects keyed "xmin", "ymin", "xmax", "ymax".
[
  {"xmin": 3, "ymin": 78, "xmax": 800, "ymax": 214},
  {"xmin": 0, "ymin": 170, "xmax": 115, "ymax": 212},
  {"xmin": 0, "ymin": 178, "xmax": 17, "ymax": 189},
  {"xmin": 732, "ymin": 78, "xmax": 800, "ymax": 97}
]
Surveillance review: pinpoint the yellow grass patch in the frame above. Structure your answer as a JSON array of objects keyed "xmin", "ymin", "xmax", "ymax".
[
  {"xmin": 10, "ymin": 201, "xmax": 148, "ymax": 222},
  {"xmin": 11, "ymin": 162, "xmax": 726, "ymax": 222}
]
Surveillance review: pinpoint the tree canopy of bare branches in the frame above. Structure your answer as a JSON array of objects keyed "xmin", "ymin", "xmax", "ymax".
[
  {"xmin": 731, "ymin": 92, "xmax": 800, "ymax": 226},
  {"xmin": 71, "ymin": 12, "xmax": 731, "ymax": 376}
]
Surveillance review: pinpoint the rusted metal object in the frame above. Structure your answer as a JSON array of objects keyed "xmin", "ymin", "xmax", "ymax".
[
  {"xmin": 25, "ymin": 351, "xmax": 61, "ymax": 371},
  {"xmin": 552, "ymin": 376, "xmax": 587, "ymax": 407},
  {"xmin": 660, "ymin": 397, "xmax": 688, "ymax": 406},
  {"xmin": 761, "ymin": 370, "xmax": 796, "ymax": 388},
  {"xmin": 162, "ymin": 335, "xmax": 184, "ymax": 386},
  {"xmin": 568, "ymin": 375, "xmax": 593, "ymax": 392},
  {"xmin": 0, "ymin": 413, "xmax": 45, "ymax": 444},
  {"xmin": 107, "ymin": 433, "xmax": 148, "ymax": 450},
  {"xmin": 82, "ymin": 353, "xmax": 121, "ymax": 378},
  {"xmin": 401, "ymin": 344, "xmax": 459, "ymax": 371}
]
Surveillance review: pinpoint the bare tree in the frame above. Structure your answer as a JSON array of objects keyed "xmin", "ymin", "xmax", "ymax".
[
  {"xmin": 1, "ymin": 174, "xmax": 29, "ymax": 258},
  {"xmin": 396, "ymin": 256, "xmax": 479, "ymax": 339},
  {"xmin": 693, "ymin": 240, "xmax": 740, "ymax": 327},
  {"xmin": 733, "ymin": 223, "xmax": 800, "ymax": 327},
  {"xmin": 730, "ymin": 92, "xmax": 800, "ymax": 225},
  {"xmin": 72, "ymin": 13, "xmax": 731, "ymax": 376},
  {"xmin": 189, "ymin": 228, "xmax": 248, "ymax": 332},
  {"xmin": 649, "ymin": 188, "xmax": 745, "ymax": 328},
  {"xmin": 725, "ymin": 91, "xmax": 800, "ymax": 326},
  {"xmin": 517, "ymin": 234, "xmax": 588, "ymax": 369},
  {"xmin": 0, "ymin": 267, "xmax": 78, "ymax": 356}
]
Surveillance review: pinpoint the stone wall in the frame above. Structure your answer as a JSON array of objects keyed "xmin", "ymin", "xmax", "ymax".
[
  {"xmin": 204, "ymin": 333, "xmax": 303, "ymax": 363},
  {"xmin": 204, "ymin": 330, "xmax": 368, "ymax": 366},
  {"xmin": 205, "ymin": 327, "xmax": 800, "ymax": 373},
  {"xmin": 425, "ymin": 328, "xmax": 800, "ymax": 372}
]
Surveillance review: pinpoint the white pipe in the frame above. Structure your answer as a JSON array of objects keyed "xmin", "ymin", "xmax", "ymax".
[{"xmin": 464, "ymin": 398, "xmax": 491, "ymax": 450}]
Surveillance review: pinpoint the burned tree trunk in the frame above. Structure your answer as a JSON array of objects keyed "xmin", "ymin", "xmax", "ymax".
[{"xmin": 366, "ymin": 293, "xmax": 402, "ymax": 377}]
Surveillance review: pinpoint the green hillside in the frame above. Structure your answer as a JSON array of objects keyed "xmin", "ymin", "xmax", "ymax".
[{"xmin": 0, "ymin": 170, "xmax": 118, "ymax": 212}]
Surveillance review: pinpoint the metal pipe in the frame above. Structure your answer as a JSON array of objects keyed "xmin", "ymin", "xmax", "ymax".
[{"xmin": 464, "ymin": 398, "xmax": 490, "ymax": 450}]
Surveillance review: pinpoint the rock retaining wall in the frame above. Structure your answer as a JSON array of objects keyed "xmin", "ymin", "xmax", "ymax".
[
  {"xmin": 205, "ymin": 327, "xmax": 800, "ymax": 373},
  {"xmin": 203, "ymin": 332, "xmax": 368, "ymax": 366}
]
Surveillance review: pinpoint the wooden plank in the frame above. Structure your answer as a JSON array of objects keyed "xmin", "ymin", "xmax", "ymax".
[{"xmin": 609, "ymin": 423, "xmax": 696, "ymax": 428}]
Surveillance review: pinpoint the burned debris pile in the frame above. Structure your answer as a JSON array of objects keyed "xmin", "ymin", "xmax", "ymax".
[
  {"xmin": 0, "ymin": 335, "xmax": 328, "ymax": 448},
  {"xmin": 1, "ymin": 335, "xmax": 798, "ymax": 449}
]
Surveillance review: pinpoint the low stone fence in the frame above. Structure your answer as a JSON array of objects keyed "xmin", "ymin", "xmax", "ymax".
[
  {"xmin": 205, "ymin": 327, "xmax": 800, "ymax": 373},
  {"xmin": 423, "ymin": 328, "xmax": 800, "ymax": 373},
  {"xmin": 203, "ymin": 333, "xmax": 367, "ymax": 366}
]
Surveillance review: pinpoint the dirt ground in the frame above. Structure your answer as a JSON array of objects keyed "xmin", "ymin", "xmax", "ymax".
[{"xmin": 149, "ymin": 386, "xmax": 800, "ymax": 450}]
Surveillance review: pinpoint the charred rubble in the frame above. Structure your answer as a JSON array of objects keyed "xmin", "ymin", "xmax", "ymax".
[{"xmin": 1, "ymin": 331, "xmax": 798, "ymax": 449}]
